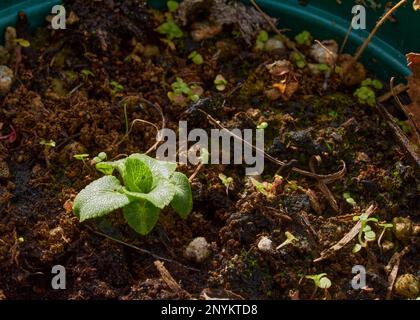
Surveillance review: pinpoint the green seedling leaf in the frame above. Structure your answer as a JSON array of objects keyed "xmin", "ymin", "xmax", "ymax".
[
  {"xmin": 170, "ymin": 172, "xmax": 193, "ymax": 219},
  {"xmin": 257, "ymin": 122, "xmax": 268, "ymax": 130},
  {"xmin": 81, "ymin": 69, "xmax": 94, "ymax": 78},
  {"xmin": 124, "ymin": 177, "xmax": 176, "ymax": 209},
  {"xmin": 157, "ymin": 21, "xmax": 183, "ymax": 40},
  {"xmin": 353, "ymin": 243, "xmax": 362, "ymax": 253},
  {"xmin": 131, "ymin": 154, "xmax": 177, "ymax": 179},
  {"xmin": 219, "ymin": 173, "xmax": 233, "ymax": 188},
  {"xmin": 295, "ymin": 30, "xmax": 312, "ymax": 46},
  {"xmin": 15, "ymin": 38, "xmax": 30, "ymax": 47},
  {"xmin": 364, "ymin": 230, "xmax": 376, "ymax": 242},
  {"xmin": 40, "ymin": 139, "xmax": 56, "ymax": 147},
  {"xmin": 372, "ymin": 79, "xmax": 383, "ymax": 90},
  {"xmin": 73, "ymin": 176, "xmax": 130, "ymax": 221},
  {"xmin": 96, "ymin": 162, "xmax": 117, "ymax": 175},
  {"xmin": 214, "ymin": 74, "xmax": 228, "ymax": 91},
  {"xmin": 123, "ymin": 200, "xmax": 160, "ymax": 235},
  {"xmin": 123, "ymin": 157, "xmax": 153, "ymax": 193},
  {"xmin": 256, "ymin": 30, "xmax": 269, "ymax": 43},
  {"xmin": 188, "ymin": 51, "xmax": 204, "ymax": 65},
  {"xmin": 167, "ymin": 0, "xmax": 179, "ymax": 12},
  {"xmin": 93, "ymin": 152, "xmax": 107, "ymax": 163},
  {"xmin": 319, "ymin": 277, "xmax": 332, "ymax": 289},
  {"xmin": 74, "ymin": 154, "xmax": 89, "ymax": 160}
]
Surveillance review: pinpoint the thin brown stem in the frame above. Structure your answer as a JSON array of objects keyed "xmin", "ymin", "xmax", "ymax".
[{"xmin": 354, "ymin": 0, "xmax": 407, "ymax": 62}]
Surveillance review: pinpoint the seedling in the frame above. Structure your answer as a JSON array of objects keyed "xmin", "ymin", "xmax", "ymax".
[
  {"xmin": 167, "ymin": 0, "xmax": 179, "ymax": 12},
  {"xmin": 110, "ymin": 81, "xmax": 124, "ymax": 96},
  {"xmin": 214, "ymin": 74, "xmax": 228, "ymax": 91},
  {"xmin": 290, "ymin": 51, "xmax": 306, "ymax": 69},
  {"xmin": 40, "ymin": 139, "xmax": 56, "ymax": 148},
  {"xmin": 361, "ymin": 78, "xmax": 384, "ymax": 90},
  {"xmin": 343, "ymin": 192, "xmax": 356, "ymax": 207},
  {"xmin": 81, "ymin": 69, "xmax": 94, "ymax": 79},
  {"xmin": 305, "ymin": 273, "xmax": 332, "ymax": 289},
  {"xmin": 188, "ymin": 51, "xmax": 204, "ymax": 65},
  {"xmin": 256, "ymin": 122, "xmax": 268, "ymax": 130},
  {"xmin": 93, "ymin": 152, "xmax": 107, "ymax": 164},
  {"xmin": 74, "ymin": 154, "xmax": 90, "ymax": 170},
  {"xmin": 354, "ymin": 78, "xmax": 383, "ymax": 107},
  {"xmin": 74, "ymin": 154, "xmax": 89, "ymax": 161},
  {"xmin": 14, "ymin": 38, "xmax": 30, "ymax": 47},
  {"xmin": 250, "ymin": 175, "xmax": 282, "ymax": 198},
  {"xmin": 255, "ymin": 30, "xmax": 269, "ymax": 50},
  {"xmin": 352, "ymin": 213, "xmax": 379, "ymax": 253},
  {"xmin": 156, "ymin": 20, "xmax": 184, "ymax": 40},
  {"xmin": 276, "ymin": 231, "xmax": 299, "ymax": 250},
  {"xmin": 377, "ymin": 222, "xmax": 393, "ymax": 252},
  {"xmin": 73, "ymin": 153, "xmax": 193, "ymax": 235},
  {"xmin": 218, "ymin": 173, "xmax": 233, "ymax": 194},
  {"xmin": 167, "ymin": 77, "xmax": 203, "ymax": 107},
  {"xmin": 295, "ymin": 30, "xmax": 312, "ymax": 46},
  {"xmin": 40, "ymin": 139, "xmax": 55, "ymax": 167},
  {"xmin": 317, "ymin": 63, "xmax": 331, "ymax": 73}
]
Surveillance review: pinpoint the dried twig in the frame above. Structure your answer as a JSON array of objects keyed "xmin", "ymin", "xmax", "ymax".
[
  {"xmin": 154, "ymin": 260, "xmax": 192, "ymax": 299},
  {"xmin": 354, "ymin": 0, "xmax": 407, "ymax": 62},
  {"xmin": 314, "ymin": 205, "xmax": 376, "ymax": 262},
  {"xmin": 377, "ymin": 83, "xmax": 408, "ymax": 103},
  {"xmin": 309, "ymin": 155, "xmax": 339, "ymax": 212},
  {"xmin": 385, "ymin": 246, "xmax": 410, "ymax": 300}
]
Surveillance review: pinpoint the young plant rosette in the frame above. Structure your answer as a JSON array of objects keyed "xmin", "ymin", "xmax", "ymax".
[{"xmin": 73, "ymin": 154, "xmax": 192, "ymax": 235}]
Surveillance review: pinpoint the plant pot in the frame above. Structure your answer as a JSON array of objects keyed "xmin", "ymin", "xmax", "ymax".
[
  {"xmin": 1, "ymin": 0, "xmax": 419, "ymax": 79},
  {"xmin": 0, "ymin": 0, "xmax": 61, "ymax": 40}
]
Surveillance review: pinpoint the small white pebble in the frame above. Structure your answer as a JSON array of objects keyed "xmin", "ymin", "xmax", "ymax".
[
  {"xmin": 257, "ymin": 236, "xmax": 273, "ymax": 252},
  {"xmin": 184, "ymin": 237, "xmax": 210, "ymax": 263}
]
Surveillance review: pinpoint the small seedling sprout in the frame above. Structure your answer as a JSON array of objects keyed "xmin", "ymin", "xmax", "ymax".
[
  {"xmin": 214, "ymin": 74, "xmax": 228, "ymax": 91},
  {"xmin": 110, "ymin": 81, "xmax": 124, "ymax": 96},
  {"xmin": 257, "ymin": 122, "xmax": 268, "ymax": 130},
  {"xmin": 14, "ymin": 38, "xmax": 30, "ymax": 47},
  {"xmin": 188, "ymin": 51, "xmax": 204, "ymax": 65},
  {"xmin": 81, "ymin": 69, "xmax": 94, "ymax": 79},
  {"xmin": 295, "ymin": 30, "xmax": 312, "ymax": 46},
  {"xmin": 255, "ymin": 30, "xmax": 269, "ymax": 50},
  {"xmin": 378, "ymin": 222, "xmax": 393, "ymax": 252},
  {"xmin": 74, "ymin": 154, "xmax": 90, "ymax": 170},
  {"xmin": 352, "ymin": 213, "xmax": 379, "ymax": 253},
  {"xmin": 276, "ymin": 231, "xmax": 299, "ymax": 250},
  {"xmin": 167, "ymin": 0, "xmax": 179, "ymax": 12},
  {"xmin": 305, "ymin": 273, "xmax": 332, "ymax": 289},
  {"xmin": 343, "ymin": 192, "xmax": 356, "ymax": 206},
  {"xmin": 40, "ymin": 139, "xmax": 56, "ymax": 148},
  {"xmin": 354, "ymin": 78, "xmax": 383, "ymax": 107},
  {"xmin": 168, "ymin": 78, "xmax": 203, "ymax": 106},
  {"xmin": 290, "ymin": 51, "xmax": 306, "ymax": 69},
  {"xmin": 219, "ymin": 173, "xmax": 233, "ymax": 194},
  {"xmin": 93, "ymin": 152, "xmax": 107, "ymax": 164},
  {"xmin": 156, "ymin": 20, "xmax": 184, "ymax": 40}
]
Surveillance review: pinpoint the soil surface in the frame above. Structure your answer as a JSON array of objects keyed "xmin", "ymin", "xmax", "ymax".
[{"xmin": 0, "ymin": 0, "xmax": 418, "ymax": 300}]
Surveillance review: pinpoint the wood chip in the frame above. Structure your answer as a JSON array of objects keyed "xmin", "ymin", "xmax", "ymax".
[{"xmin": 154, "ymin": 260, "xmax": 192, "ymax": 299}]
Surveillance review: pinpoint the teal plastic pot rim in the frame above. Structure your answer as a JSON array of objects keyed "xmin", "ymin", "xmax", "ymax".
[
  {"xmin": 1, "ymin": 0, "xmax": 416, "ymax": 80},
  {"xmin": 0, "ymin": 0, "xmax": 61, "ymax": 41},
  {"xmin": 256, "ymin": 0, "xmax": 410, "ymax": 79}
]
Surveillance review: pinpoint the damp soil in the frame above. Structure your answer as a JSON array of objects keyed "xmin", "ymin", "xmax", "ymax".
[{"xmin": 0, "ymin": 0, "xmax": 418, "ymax": 300}]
